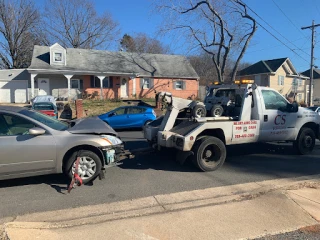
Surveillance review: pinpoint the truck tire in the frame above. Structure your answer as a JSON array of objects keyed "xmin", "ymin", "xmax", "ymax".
[
  {"xmin": 65, "ymin": 150, "xmax": 102, "ymax": 184},
  {"xmin": 192, "ymin": 136, "xmax": 226, "ymax": 171},
  {"xmin": 192, "ymin": 104, "xmax": 207, "ymax": 118},
  {"xmin": 293, "ymin": 127, "xmax": 316, "ymax": 155},
  {"xmin": 210, "ymin": 105, "xmax": 224, "ymax": 117}
]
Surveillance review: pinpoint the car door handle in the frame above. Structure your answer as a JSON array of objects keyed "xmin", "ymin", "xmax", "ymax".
[{"xmin": 264, "ymin": 115, "xmax": 268, "ymax": 122}]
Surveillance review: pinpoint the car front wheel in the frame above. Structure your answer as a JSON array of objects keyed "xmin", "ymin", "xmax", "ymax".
[{"xmin": 66, "ymin": 150, "xmax": 102, "ymax": 184}]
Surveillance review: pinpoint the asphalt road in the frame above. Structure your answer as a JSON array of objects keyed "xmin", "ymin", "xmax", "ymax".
[{"xmin": 0, "ymin": 131, "xmax": 320, "ymax": 219}]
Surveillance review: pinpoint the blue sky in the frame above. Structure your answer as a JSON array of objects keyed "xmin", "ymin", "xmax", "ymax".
[{"xmin": 51, "ymin": 0, "xmax": 320, "ymax": 73}]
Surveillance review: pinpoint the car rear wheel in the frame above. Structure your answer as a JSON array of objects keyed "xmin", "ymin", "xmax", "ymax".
[
  {"xmin": 192, "ymin": 136, "xmax": 226, "ymax": 171},
  {"xmin": 66, "ymin": 150, "xmax": 102, "ymax": 184}
]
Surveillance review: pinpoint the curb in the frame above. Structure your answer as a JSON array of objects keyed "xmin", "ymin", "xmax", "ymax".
[{"xmin": 3, "ymin": 175, "xmax": 320, "ymax": 232}]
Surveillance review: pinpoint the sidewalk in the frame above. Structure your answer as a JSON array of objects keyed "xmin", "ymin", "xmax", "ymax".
[{"xmin": 2, "ymin": 175, "xmax": 320, "ymax": 240}]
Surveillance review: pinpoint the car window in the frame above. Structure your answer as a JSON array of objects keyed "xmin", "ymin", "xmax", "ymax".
[
  {"xmin": 261, "ymin": 90, "xmax": 288, "ymax": 110},
  {"xmin": 20, "ymin": 109, "xmax": 68, "ymax": 131},
  {"xmin": 33, "ymin": 103, "xmax": 55, "ymax": 110},
  {"xmin": 0, "ymin": 114, "xmax": 36, "ymax": 135},
  {"xmin": 127, "ymin": 107, "xmax": 145, "ymax": 114},
  {"xmin": 114, "ymin": 108, "xmax": 126, "ymax": 115}
]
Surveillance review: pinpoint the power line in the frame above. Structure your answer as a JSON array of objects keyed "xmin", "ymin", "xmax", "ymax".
[
  {"xmin": 242, "ymin": 1, "xmax": 311, "ymax": 58},
  {"xmin": 271, "ymin": 0, "xmax": 310, "ymax": 41},
  {"xmin": 230, "ymin": 0, "xmax": 310, "ymax": 64},
  {"xmin": 245, "ymin": 37, "xmax": 307, "ymax": 54}
]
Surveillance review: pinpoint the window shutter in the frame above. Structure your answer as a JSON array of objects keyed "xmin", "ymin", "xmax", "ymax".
[
  {"xmin": 109, "ymin": 77, "xmax": 113, "ymax": 88},
  {"xmin": 173, "ymin": 80, "xmax": 176, "ymax": 90},
  {"xmin": 80, "ymin": 79, "xmax": 83, "ymax": 89},
  {"xmin": 182, "ymin": 81, "xmax": 186, "ymax": 90},
  {"xmin": 90, "ymin": 76, "xmax": 94, "ymax": 87},
  {"xmin": 150, "ymin": 78, "xmax": 154, "ymax": 88},
  {"xmin": 140, "ymin": 78, "xmax": 144, "ymax": 89}
]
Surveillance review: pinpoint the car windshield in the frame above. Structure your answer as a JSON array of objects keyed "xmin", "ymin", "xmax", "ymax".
[{"xmin": 20, "ymin": 109, "xmax": 68, "ymax": 131}]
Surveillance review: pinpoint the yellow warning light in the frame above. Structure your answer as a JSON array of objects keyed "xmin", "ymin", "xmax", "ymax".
[
  {"xmin": 241, "ymin": 79, "xmax": 254, "ymax": 84},
  {"xmin": 213, "ymin": 81, "xmax": 220, "ymax": 85},
  {"xmin": 234, "ymin": 80, "xmax": 241, "ymax": 84}
]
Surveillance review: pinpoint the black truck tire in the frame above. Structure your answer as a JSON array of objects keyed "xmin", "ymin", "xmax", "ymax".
[
  {"xmin": 210, "ymin": 104, "xmax": 224, "ymax": 117},
  {"xmin": 192, "ymin": 104, "xmax": 207, "ymax": 118},
  {"xmin": 192, "ymin": 136, "xmax": 226, "ymax": 171},
  {"xmin": 293, "ymin": 127, "xmax": 316, "ymax": 155}
]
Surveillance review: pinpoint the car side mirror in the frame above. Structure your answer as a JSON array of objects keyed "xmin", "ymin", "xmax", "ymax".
[
  {"xmin": 29, "ymin": 127, "xmax": 46, "ymax": 136},
  {"xmin": 109, "ymin": 112, "xmax": 115, "ymax": 117},
  {"xmin": 287, "ymin": 101, "xmax": 298, "ymax": 113}
]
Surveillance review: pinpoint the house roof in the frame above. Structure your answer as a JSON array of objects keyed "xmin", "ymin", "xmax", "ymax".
[
  {"xmin": 29, "ymin": 45, "xmax": 199, "ymax": 79},
  {"xmin": 0, "ymin": 69, "xmax": 30, "ymax": 81},
  {"xmin": 238, "ymin": 57, "xmax": 289, "ymax": 76},
  {"xmin": 301, "ymin": 69, "xmax": 320, "ymax": 79}
]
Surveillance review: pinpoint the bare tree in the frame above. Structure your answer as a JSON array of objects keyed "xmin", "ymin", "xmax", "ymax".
[
  {"xmin": 189, "ymin": 52, "xmax": 252, "ymax": 85},
  {"xmin": 0, "ymin": 0, "xmax": 41, "ymax": 69},
  {"xmin": 44, "ymin": 0, "xmax": 120, "ymax": 49},
  {"xmin": 155, "ymin": 0, "xmax": 256, "ymax": 82},
  {"xmin": 120, "ymin": 33, "xmax": 170, "ymax": 54}
]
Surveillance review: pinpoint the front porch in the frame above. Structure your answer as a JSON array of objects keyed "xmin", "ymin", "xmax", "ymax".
[{"xmin": 28, "ymin": 72, "xmax": 137, "ymax": 101}]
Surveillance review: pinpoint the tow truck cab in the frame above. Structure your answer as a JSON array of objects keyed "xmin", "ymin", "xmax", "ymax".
[{"xmin": 144, "ymin": 81, "xmax": 320, "ymax": 172}]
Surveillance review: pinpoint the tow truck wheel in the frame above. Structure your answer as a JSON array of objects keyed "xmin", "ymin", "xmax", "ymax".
[
  {"xmin": 192, "ymin": 136, "xmax": 226, "ymax": 171},
  {"xmin": 293, "ymin": 127, "xmax": 316, "ymax": 155},
  {"xmin": 210, "ymin": 105, "xmax": 224, "ymax": 117},
  {"xmin": 192, "ymin": 104, "xmax": 207, "ymax": 118},
  {"xmin": 65, "ymin": 150, "xmax": 102, "ymax": 184}
]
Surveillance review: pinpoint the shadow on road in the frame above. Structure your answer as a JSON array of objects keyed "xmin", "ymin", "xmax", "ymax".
[
  {"xmin": 0, "ymin": 174, "xmax": 69, "ymax": 193},
  {"xmin": 120, "ymin": 142, "xmax": 320, "ymax": 177}
]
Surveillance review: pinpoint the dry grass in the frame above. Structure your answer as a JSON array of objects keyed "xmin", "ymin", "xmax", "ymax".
[{"xmin": 70, "ymin": 98, "xmax": 157, "ymax": 117}]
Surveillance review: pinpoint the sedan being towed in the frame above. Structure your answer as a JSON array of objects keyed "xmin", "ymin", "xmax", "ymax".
[
  {"xmin": 98, "ymin": 106, "xmax": 156, "ymax": 129},
  {"xmin": 0, "ymin": 106, "xmax": 125, "ymax": 183}
]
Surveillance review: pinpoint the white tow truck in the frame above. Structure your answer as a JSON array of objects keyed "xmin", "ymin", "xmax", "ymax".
[{"xmin": 144, "ymin": 80, "xmax": 320, "ymax": 172}]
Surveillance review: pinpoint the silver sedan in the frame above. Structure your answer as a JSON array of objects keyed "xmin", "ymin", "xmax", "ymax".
[{"xmin": 0, "ymin": 106, "xmax": 124, "ymax": 183}]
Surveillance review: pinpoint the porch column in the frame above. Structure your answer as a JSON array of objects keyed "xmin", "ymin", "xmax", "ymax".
[
  {"xmin": 64, "ymin": 74, "xmax": 73, "ymax": 100},
  {"xmin": 132, "ymin": 77, "xmax": 136, "ymax": 96},
  {"xmin": 96, "ymin": 75, "xmax": 106, "ymax": 100},
  {"xmin": 30, "ymin": 73, "xmax": 37, "ymax": 100}
]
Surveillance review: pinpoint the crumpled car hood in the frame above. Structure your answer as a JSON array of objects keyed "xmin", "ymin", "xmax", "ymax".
[{"xmin": 68, "ymin": 116, "xmax": 118, "ymax": 136}]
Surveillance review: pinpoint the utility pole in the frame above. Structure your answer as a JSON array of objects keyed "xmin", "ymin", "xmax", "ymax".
[{"xmin": 301, "ymin": 20, "xmax": 320, "ymax": 106}]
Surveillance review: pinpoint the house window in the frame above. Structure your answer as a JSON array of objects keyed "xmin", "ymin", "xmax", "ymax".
[
  {"xmin": 298, "ymin": 93, "xmax": 302, "ymax": 101},
  {"xmin": 174, "ymin": 80, "xmax": 185, "ymax": 90},
  {"xmin": 54, "ymin": 52, "xmax": 62, "ymax": 62},
  {"xmin": 278, "ymin": 75, "xmax": 284, "ymax": 86},
  {"xmin": 71, "ymin": 79, "xmax": 80, "ymax": 89},
  {"xmin": 143, "ymin": 78, "xmax": 150, "ymax": 89},
  {"xmin": 175, "ymin": 81, "xmax": 183, "ymax": 90},
  {"xmin": 90, "ymin": 76, "xmax": 111, "ymax": 88}
]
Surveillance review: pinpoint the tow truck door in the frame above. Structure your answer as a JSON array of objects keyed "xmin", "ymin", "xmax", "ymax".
[{"xmin": 258, "ymin": 88, "xmax": 297, "ymax": 141}]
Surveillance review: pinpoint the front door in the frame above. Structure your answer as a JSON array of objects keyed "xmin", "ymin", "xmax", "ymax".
[
  {"xmin": 120, "ymin": 77, "xmax": 128, "ymax": 98},
  {"xmin": 38, "ymin": 78, "xmax": 50, "ymax": 95}
]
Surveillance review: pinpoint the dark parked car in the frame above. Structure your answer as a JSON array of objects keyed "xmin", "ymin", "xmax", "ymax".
[
  {"xmin": 98, "ymin": 106, "xmax": 157, "ymax": 129},
  {"xmin": 32, "ymin": 95, "xmax": 58, "ymax": 119}
]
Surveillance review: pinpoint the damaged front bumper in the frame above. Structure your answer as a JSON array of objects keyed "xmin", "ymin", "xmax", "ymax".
[{"xmin": 100, "ymin": 144, "xmax": 133, "ymax": 168}]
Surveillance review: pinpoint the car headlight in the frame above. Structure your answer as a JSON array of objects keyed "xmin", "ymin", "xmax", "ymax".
[{"xmin": 100, "ymin": 135, "xmax": 123, "ymax": 145}]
